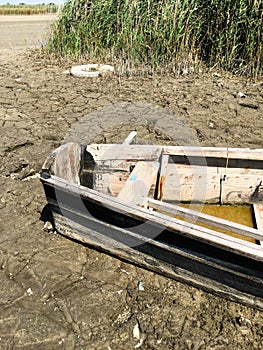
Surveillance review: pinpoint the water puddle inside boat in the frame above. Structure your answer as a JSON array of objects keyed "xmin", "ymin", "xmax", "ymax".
[{"xmin": 168, "ymin": 203, "xmax": 256, "ymax": 243}]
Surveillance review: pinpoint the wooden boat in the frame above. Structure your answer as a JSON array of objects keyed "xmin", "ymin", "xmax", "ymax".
[{"xmin": 40, "ymin": 137, "xmax": 263, "ymax": 310}]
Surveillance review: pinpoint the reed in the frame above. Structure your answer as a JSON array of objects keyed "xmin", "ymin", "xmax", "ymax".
[{"xmin": 47, "ymin": 0, "xmax": 263, "ymax": 77}]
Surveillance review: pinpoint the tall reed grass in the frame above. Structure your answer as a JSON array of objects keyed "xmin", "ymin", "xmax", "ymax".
[{"xmin": 47, "ymin": 0, "xmax": 263, "ymax": 76}]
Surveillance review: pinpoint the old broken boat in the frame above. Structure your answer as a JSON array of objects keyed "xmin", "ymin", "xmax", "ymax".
[{"xmin": 40, "ymin": 139, "xmax": 263, "ymax": 309}]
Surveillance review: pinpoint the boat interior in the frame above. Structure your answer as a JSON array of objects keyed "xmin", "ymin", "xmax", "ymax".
[{"xmin": 42, "ymin": 141, "xmax": 263, "ymax": 250}]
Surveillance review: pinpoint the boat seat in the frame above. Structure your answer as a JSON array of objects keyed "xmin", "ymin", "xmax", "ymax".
[{"xmin": 117, "ymin": 161, "xmax": 159, "ymax": 206}]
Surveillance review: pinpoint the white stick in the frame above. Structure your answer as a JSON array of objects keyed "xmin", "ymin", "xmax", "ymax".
[{"xmin": 122, "ymin": 131, "xmax": 137, "ymax": 145}]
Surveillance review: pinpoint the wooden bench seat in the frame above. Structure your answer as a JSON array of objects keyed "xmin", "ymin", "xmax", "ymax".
[{"xmin": 117, "ymin": 161, "xmax": 159, "ymax": 206}]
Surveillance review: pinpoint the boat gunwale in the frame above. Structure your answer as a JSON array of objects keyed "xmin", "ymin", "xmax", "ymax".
[
  {"xmin": 86, "ymin": 143, "xmax": 263, "ymax": 159},
  {"xmin": 40, "ymin": 173, "xmax": 263, "ymax": 262}
]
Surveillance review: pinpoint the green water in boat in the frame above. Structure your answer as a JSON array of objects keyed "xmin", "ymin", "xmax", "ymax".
[{"xmin": 178, "ymin": 204, "xmax": 255, "ymax": 243}]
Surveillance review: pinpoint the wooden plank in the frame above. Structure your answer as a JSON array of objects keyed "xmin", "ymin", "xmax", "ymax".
[
  {"xmin": 163, "ymin": 146, "xmax": 263, "ymax": 160},
  {"xmin": 51, "ymin": 142, "xmax": 81, "ymax": 185},
  {"xmin": 221, "ymin": 175, "xmax": 263, "ymax": 204},
  {"xmin": 163, "ymin": 164, "xmax": 220, "ymax": 203},
  {"xmin": 156, "ymin": 154, "xmax": 169, "ymax": 200},
  {"xmin": 86, "ymin": 144, "xmax": 162, "ymax": 161},
  {"xmin": 86, "ymin": 144, "xmax": 263, "ymax": 162},
  {"xmin": 217, "ymin": 167, "xmax": 263, "ymax": 175},
  {"xmin": 160, "ymin": 163, "xmax": 263, "ymax": 204},
  {"xmin": 117, "ymin": 161, "xmax": 159, "ymax": 206},
  {"xmin": 52, "ymin": 206, "xmax": 262, "ymax": 284},
  {"xmin": 253, "ymin": 204, "xmax": 263, "ymax": 245},
  {"xmin": 147, "ymin": 198, "xmax": 263, "ymax": 242},
  {"xmin": 93, "ymin": 171, "xmax": 130, "ymax": 196}
]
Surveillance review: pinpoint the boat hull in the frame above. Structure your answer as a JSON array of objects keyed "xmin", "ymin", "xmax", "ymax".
[{"xmin": 41, "ymin": 178, "xmax": 263, "ymax": 310}]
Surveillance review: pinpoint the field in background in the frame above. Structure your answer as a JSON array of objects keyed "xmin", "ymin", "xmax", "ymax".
[
  {"xmin": 0, "ymin": 3, "xmax": 58, "ymax": 15},
  {"xmin": 0, "ymin": 13, "xmax": 57, "ymax": 52}
]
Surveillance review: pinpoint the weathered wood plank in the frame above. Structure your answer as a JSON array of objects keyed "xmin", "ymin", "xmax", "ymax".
[
  {"xmin": 161, "ymin": 163, "xmax": 263, "ymax": 204},
  {"xmin": 51, "ymin": 142, "xmax": 81, "ymax": 184},
  {"xmin": 147, "ymin": 198, "xmax": 263, "ymax": 242},
  {"xmin": 117, "ymin": 161, "xmax": 159, "ymax": 206},
  {"xmin": 221, "ymin": 175, "xmax": 263, "ymax": 204},
  {"xmin": 217, "ymin": 167, "xmax": 263, "ymax": 175},
  {"xmin": 93, "ymin": 171, "xmax": 130, "ymax": 196},
  {"xmin": 145, "ymin": 211, "xmax": 263, "ymax": 260},
  {"xmin": 163, "ymin": 146, "xmax": 263, "ymax": 160},
  {"xmin": 86, "ymin": 144, "xmax": 263, "ymax": 162},
  {"xmin": 163, "ymin": 164, "xmax": 220, "ymax": 203},
  {"xmin": 253, "ymin": 204, "xmax": 263, "ymax": 245},
  {"xmin": 156, "ymin": 154, "xmax": 169, "ymax": 200},
  {"xmin": 86, "ymin": 144, "xmax": 162, "ymax": 161}
]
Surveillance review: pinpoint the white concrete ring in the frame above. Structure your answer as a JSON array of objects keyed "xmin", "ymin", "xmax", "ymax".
[{"xmin": 70, "ymin": 64, "xmax": 114, "ymax": 77}]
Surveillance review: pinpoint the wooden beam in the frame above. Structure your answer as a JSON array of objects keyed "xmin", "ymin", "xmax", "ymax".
[
  {"xmin": 221, "ymin": 176, "xmax": 263, "ymax": 204},
  {"xmin": 86, "ymin": 144, "xmax": 263, "ymax": 161},
  {"xmin": 156, "ymin": 154, "xmax": 169, "ymax": 200},
  {"xmin": 163, "ymin": 146, "xmax": 263, "ymax": 160},
  {"xmin": 117, "ymin": 161, "xmax": 159, "ymax": 206},
  {"xmin": 253, "ymin": 204, "xmax": 263, "ymax": 245},
  {"xmin": 86, "ymin": 144, "xmax": 162, "ymax": 161},
  {"xmin": 159, "ymin": 163, "xmax": 263, "ymax": 204},
  {"xmin": 163, "ymin": 164, "xmax": 219, "ymax": 203}
]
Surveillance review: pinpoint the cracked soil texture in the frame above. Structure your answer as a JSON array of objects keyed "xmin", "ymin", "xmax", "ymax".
[{"xmin": 0, "ymin": 15, "xmax": 263, "ymax": 350}]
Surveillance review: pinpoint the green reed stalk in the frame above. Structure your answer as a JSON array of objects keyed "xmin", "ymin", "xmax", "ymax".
[{"xmin": 47, "ymin": 0, "xmax": 263, "ymax": 77}]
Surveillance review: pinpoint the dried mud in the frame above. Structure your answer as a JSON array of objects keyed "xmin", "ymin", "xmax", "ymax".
[{"xmin": 0, "ymin": 15, "xmax": 263, "ymax": 350}]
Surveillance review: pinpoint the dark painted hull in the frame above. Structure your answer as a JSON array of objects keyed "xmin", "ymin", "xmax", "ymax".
[{"xmin": 40, "ymin": 176, "xmax": 263, "ymax": 310}]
